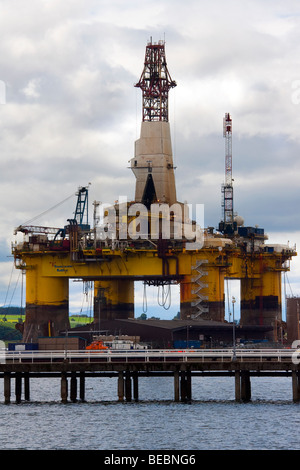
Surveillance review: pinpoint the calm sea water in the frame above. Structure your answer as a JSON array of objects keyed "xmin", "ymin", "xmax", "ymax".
[{"xmin": 0, "ymin": 375, "xmax": 299, "ymax": 450}]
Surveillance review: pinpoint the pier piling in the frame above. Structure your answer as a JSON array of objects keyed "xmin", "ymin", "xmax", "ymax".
[
  {"xmin": 125, "ymin": 371, "xmax": 132, "ymax": 402},
  {"xmin": 70, "ymin": 372, "xmax": 77, "ymax": 402},
  {"xmin": 174, "ymin": 370, "xmax": 192, "ymax": 402},
  {"xmin": 234, "ymin": 370, "xmax": 251, "ymax": 402},
  {"xmin": 118, "ymin": 371, "xmax": 124, "ymax": 401},
  {"xmin": 241, "ymin": 371, "xmax": 251, "ymax": 402},
  {"xmin": 24, "ymin": 372, "xmax": 30, "ymax": 401},
  {"xmin": 174, "ymin": 370, "xmax": 180, "ymax": 402},
  {"xmin": 186, "ymin": 370, "xmax": 192, "ymax": 402},
  {"xmin": 61, "ymin": 372, "xmax": 68, "ymax": 403},
  {"xmin": 79, "ymin": 372, "xmax": 85, "ymax": 402},
  {"xmin": 133, "ymin": 372, "xmax": 139, "ymax": 402},
  {"xmin": 4, "ymin": 372, "xmax": 11, "ymax": 404},
  {"xmin": 292, "ymin": 370, "xmax": 300, "ymax": 402},
  {"xmin": 15, "ymin": 372, "xmax": 22, "ymax": 404},
  {"xmin": 235, "ymin": 370, "xmax": 241, "ymax": 401}
]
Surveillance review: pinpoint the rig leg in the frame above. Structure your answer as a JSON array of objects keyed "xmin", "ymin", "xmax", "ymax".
[
  {"xmin": 23, "ymin": 266, "xmax": 69, "ymax": 343},
  {"xmin": 94, "ymin": 279, "xmax": 134, "ymax": 321},
  {"xmin": 240, "ymin": 271, "xmax": 282, "ymax": 341}
]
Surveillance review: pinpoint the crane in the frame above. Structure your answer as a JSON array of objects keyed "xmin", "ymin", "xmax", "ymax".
[{"xmin": 219, "ymin": 113, "xmax": 236, "ymax": 235}]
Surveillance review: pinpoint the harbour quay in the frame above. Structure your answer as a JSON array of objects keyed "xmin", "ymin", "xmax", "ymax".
[{"xmin": 1, "ymin": 349, "xmax": 300, "ymax": 404}]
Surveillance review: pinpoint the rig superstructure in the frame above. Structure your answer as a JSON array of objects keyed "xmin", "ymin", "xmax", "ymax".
[{"xmin": 12, "ymin": 39, "xmax": 296, "ymax": 344}]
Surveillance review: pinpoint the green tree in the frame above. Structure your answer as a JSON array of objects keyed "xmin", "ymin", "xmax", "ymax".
[{"xmin": 0, "ymin": 323, "xmax": 22, "ymax": 341}]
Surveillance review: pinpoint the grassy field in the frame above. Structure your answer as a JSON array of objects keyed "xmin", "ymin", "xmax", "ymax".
[
  {"xmin": 0, "ymin": 314, "xmax": 92, "ymax": 328},
  {"xmin": 0, "ymin": 311, "xmax": 93, "ymax": 342},
  {"xmin": 69, "ymin": 315, "xmax": 92, "ymax": 326}
]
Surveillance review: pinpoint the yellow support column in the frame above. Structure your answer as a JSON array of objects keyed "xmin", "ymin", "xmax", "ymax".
[
  {"xmin": 240, "ymin": 267, "xmax": 282, "ymax": 340},
  {"xmin": 180, "ymin": 275, "xmax": 192, "ymax": 319},
  {"xmin": 22, "ymin": 260, "xmax": 69, "ymax": 342},
  {"xmin": 205, "ymin": 264, "xmax": 225, "ymax": 322},
  {"xmin": 94, "ymin": 279, "xmax": 134, "ymax": 322},
  {"xmin": 180, "ymin": 256, "xmax": 225, "ymax": 322}
]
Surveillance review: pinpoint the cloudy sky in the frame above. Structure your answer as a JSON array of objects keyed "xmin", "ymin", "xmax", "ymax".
[{"xmin": 0, "ymin": 0, "xmax": 300, "ymax": 319}]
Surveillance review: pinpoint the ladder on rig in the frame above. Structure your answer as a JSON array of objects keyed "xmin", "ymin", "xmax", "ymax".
[{"xmin": 191, "ymin": 259, "xmax": 209, "ymax": 318}]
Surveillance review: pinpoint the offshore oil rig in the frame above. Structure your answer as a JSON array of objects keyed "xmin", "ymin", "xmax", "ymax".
[{"xmin": 12, "ymin": 39, "xmax": 296, "ymax": 345}]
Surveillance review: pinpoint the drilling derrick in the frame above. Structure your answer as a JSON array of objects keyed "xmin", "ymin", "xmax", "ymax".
[
  {"xmin": 131, "ymin": 39, "xmax": 178, "ymax": 206},
  {"xmin": 135, "ymin": 38, "xmax": 177, "ymax": 122},
  {"xmin": 95, "ymin": 39, "xmax": 180, "ymax": 323},
  {"xmin": 219, "ymin": 113, "xmax": 236, "ymax": 235}
]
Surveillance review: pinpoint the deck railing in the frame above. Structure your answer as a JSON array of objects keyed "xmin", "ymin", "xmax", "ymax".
[{"xmin": 2, "ymin": 348, "xmax": 300, "ymax": 364}]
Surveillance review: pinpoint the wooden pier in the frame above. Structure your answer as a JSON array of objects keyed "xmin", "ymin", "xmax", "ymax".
[{"xmin": 1, "ymin": 349, "xmax": 300, "ymax": 404}]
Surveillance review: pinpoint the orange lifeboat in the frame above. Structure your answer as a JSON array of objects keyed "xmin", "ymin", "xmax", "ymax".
[{"xmin": 86, "ymin": 340, "xmax": 108, "ymax": 351}]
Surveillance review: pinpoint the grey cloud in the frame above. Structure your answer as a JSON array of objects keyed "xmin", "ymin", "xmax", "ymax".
[{"xmin": 1, "ymin": 0, "xmax": 300, "ymax": 305}]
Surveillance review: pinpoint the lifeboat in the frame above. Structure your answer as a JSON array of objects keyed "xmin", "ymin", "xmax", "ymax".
[{"xmin": 86, "ymin": 340, "xmax": 108, "ymax": 350}]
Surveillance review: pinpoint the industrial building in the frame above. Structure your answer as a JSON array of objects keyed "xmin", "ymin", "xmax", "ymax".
[
  {"xmin": 12, "ymin": 39, "xmax": 297, "ymax": 347},
  {"xmin": 66, "ymin": 318, "xmax": 273, "ymax": 349},
  {"xmin": 286, "ymin": 297, "xmax": 300, "ymax": 344}
]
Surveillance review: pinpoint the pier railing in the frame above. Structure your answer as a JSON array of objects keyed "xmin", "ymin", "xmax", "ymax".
[{"xmin": 2, "ymin": 348, "xmax": 299, "ymax": 364}]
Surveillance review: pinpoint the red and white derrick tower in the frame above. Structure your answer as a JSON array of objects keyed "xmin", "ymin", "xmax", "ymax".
[
  {"xmin": 135, "ymin": 38, "xmax": 177, "ymax": 122},
  {"xmin": 220, "ymin": 112, "xmax": 235, "ymax": 234},
  {"xmin": 131, "ymin": 39, "xmax": 178, "ymax": 207}
]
